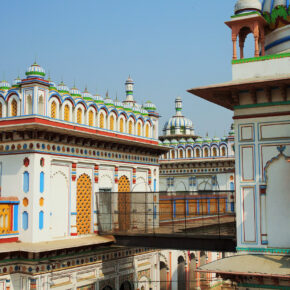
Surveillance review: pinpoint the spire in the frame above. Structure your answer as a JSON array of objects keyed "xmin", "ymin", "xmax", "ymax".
[
  {"xmin": 175, "ymin": 97, "xmax": 183, "ymax": 116},
  {"xmin": 106, "ymin": 90, "xmax": 109, "ymax": 99}
]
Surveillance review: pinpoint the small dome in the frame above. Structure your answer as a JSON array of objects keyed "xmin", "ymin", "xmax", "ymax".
[
  {"xmin": 57, "ymin": 82, "xmax": 70, "ymax": 94},
  {"xmin": 171, "ymin": 139, "xmax": 178, "ymax": 145},
  {"xmin": 229, "ymin": 129, "xmax": 235, "ymax": 136},
  {"xmin": 187, "ymin": 138, "xmax": 195, "ymax": 144},
  {"xmin": 235, "ymin": 0, "xmax": 262, "ymax": 14},
  {"xmin": 140, "ymin": 108, "xmax": 148, "ymax": 115},
  {"xmin": 221, "ymin": 136, "xmax": 227, "ymax": 142},
  {"xmin": 26, "ymin": 62, "xmax": 46, "ymax": 79},
  {"xmin": 179, "ymin": 138, "xmax": 186, "ymax": 144},
  {"xmin": 82, "ymin": 88, "xmax": 93, "ymax": 100},
  {"xmin": 0, "ymin": 80, "xmax": 11, "ymax": 90},
  {"xmin": 212, "ymin": 136, "xmax": 221, "ymax": 143},
  {"xmin": 203, "ymin": 136, "xmax": 212, "ymax": 143},
  {"xmin": 13, "ymin": 77, "xmax": 21, "ymax": 86},
  {"xmin": 163, "ymin": 139, "xmax": 170, "ymax": 145},
  {"xmin": 133, "ymin": 103, "xmax": 142, "ymax": 113},
  {"xmin": 196, "ymin": 137, "xmax": 203, "ymax": 144},
  {"xmin": 48, "ymin": 78, "xmax": 57, "ymax": 89},
  {"xmin": 70, "ymin": 87, "xmax": 82, "ymax": 98},
  {"xmin": 158, "ymin": 140, "xmax": 163, "ymax": 146},
  {"xmin": 123, "ymin": 103, "xmax": 133, "ymax": 111},
  {"xmin": 125, "ymin": 76, "xmax": 134, "ymax": 84},
  {"xmin": 144, "ymin": 101, "xmax": 157, "ymax": 111},
  {"xmin": 114, "ymin": 99, "xmax": 123, "ymax": 108},
  {"xmin": 92, "ymin": 94, "xmax": 104, "ymax": 103}
]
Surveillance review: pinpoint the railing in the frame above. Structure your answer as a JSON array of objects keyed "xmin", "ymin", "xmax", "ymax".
[{"xmin": 97, "ymin": 191, "xmax": 235, "ymax": 239}]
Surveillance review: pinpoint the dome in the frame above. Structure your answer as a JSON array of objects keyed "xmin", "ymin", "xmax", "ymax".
[
  {"xmin": 144, "ymin": 101, "xmax": 157, "ymax": 111},
  {"xmin": 235, "ymin": 0, "xmax": 262, "ymax": 14},
  {"xmin": 229, "ymin": 129, "xmax": 235, "ymax": 136},
  {"xmin": 179, "ymin": 138, "xmax": 186, "ymax": 144},
  {"xmin": 70, "ymin": 87, "xmax": 82, "ymax": 98},
  {"xmin": 57, "ymin": 82, "xmax": 70, "ymax": 94},
  {"xmin": 25, "ymin": 62, "xmax": 46, "ymax": 79},
  {"xmin": 48, "ymin": 78, "xmax": 57, "ymax": 90},
  {"xmin": 158, "ymin": 140, "xmax": 163, "ymax": 146},
  {"xmin": 221, "ymin": 136, "xmax": 228, "ymax": 142},
  {"xmin": 163, "ymin": 139, "xmax": 170, "ymax": 145},
  {"xmin": 262, "ymin": 0, "xmax": 290, "ymax": 54},
  {"xmin": 196, "ymin": 137, "xmax": 203, "ymax": 144},
  {"xmin": 82, "ymin": 89, "xmax": 93, "ymax": 100},
  {"xmin": 187, "ymin": 138, "xmax": 195, "ymax": 144},
  {"xmin": 114, "ymin": 99, "xmax": 123, "ymax": 108},
  {"xmin": 0, "ymin": 80, "xmax": 11, "ymax": 90},
  {"xmin": 13, "ymin": 77, "xmax": 21, "ymax": 86},
  {"xmin": 212, "ymin": 136, "xmax": 221, "ymax": 143},
  {"xmin": 171, "ymin": 139, "xmax": 178, "ymax": 145},
  {"xmin": 133, "ymin": 103, "xmax": 142, "ymax": 113},
  {"xmin": 203, "ymin": 136, "xmax": 212, "ymax": 143},
  {"xmin": 92, "ymin": 94, "xmax": 104, "ymax": 103}
]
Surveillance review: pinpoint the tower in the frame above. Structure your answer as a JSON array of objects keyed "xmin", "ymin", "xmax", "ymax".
[
  {"xmin": 123, "ymin": 76, "xmax": 135, "ymax": 104},
  {"xmin": 225, "ymin": 0, "xmax": 267, "ymax": 60}
]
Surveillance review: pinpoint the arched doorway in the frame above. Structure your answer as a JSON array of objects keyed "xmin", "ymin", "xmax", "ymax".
[
  {"xmin": 118, "ymin": 175, "xmax": 131, "ymax": 231},
  {"xmin": 102, "ymin": 286, "xmax": 113, "ymax": 290},
  {"xmin": 177, "ymin": 256, "xmax": 186, "ymax": 290},
  {"xmin": 77, "ymin": 174, "xmax": 92, "ymax": 235},
  {"xmin": 160, "ymin": 261, "xmax": 168, "ymax": 290},
  {"xmin": 120, "ymin": 281, "xmax": 132, "ymax": 290}
]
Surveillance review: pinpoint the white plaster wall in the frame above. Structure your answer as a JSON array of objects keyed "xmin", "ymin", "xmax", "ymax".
[{"xmin": 232, "ymin": 57, "xmax": 290, "ymax": 80}]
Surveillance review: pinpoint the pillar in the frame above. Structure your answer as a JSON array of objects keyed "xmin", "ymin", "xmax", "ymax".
[
  {"xmin": 29, "ymin": 278, "xmax": 37, "ymax": 290},
  {"xmin": 70, "ymin": 162, "xmax": 78, "ymax": 236},
  {"xmin": 232, "ymin": 35, "xmax": 237, "ymax": 60},
  {"xmin": 260, "ymin": 185, "xmax": 268, "ymax": 245},
  {"xmin": 94, "ymin": 164, "xmax": 99, "ymax": 234},
  {"xmin": 6, "ymin": 279, "xmax": 10, "ymax": 290}
]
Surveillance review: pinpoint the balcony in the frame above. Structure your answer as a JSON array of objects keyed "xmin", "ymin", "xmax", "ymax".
[{"xmin": 97, "ymin": 191, "xmax": 236, "ymax": 252}]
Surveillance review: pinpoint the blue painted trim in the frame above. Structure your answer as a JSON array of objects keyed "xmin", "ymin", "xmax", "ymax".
[
  {"xmin": 23, "ymin": 171, "xmax": 29, "ymax": 193},
  {"xmin": 0, "ymin": 233, "xmax": 19, "ymax": 237},
  {"xmin": 0, "ymin": 201, "xmax": 19, "ymax": 204},
  {"xmin": 186, "ymin": 200, "xmax": 189, "ymax": 216},
  {"xmin": 197, "ymin": 200, "xmax": 200, "ymax": 214},
  {"xmin": 173, "ymin": 200, "xmax": 176, "ymax": 218},
  {"xmin": 270, "ymin": 0, "xmax": 274, "ymax": 13},
  {"xmin": 13, "ymin": 204, "xmax": 18, "ymax": 231},
  {"xmin": 207, "ymin": 199, "xmax": 210, "ymax": 214},
  {"xmin": 22, "ymin": 211, "xmax": 28, "ymax": 231},
  {"xmin": 71, "ymin": 212, "xmax": 77, "ymax": 215},
  {"xmin": 39, "ymin": 211, "xmax": 44, "ymax": 230},
  {"xmin": 265, "ymin": 36, "xmax": 290, "ymax": 51}
]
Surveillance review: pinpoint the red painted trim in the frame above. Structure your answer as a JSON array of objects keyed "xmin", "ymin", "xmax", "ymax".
[
  {"xmin": 0, "ymin": 237, "xmax": 18, "ymax": 243},
  {"xmin": 0, "ymin": 117, "xmax": 159, "ymax": 145},
  {"xmin": 70, "ymin": 233, "xmax": 78, "ymax": 236},
  {"xmin": 233, "ymin": 111, "xmax": 290, "ymax": 120}
]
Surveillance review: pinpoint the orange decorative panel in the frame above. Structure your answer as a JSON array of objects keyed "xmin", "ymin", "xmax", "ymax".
[
  {"xmin": 51, "ymin": 101, "xmax": 56, "ymax": 119},
  {"xmin": 129, "ymin": 120, "xmax": 133, "ymax": 134},
  {"xmin": 64, "ymin": 105, "xmax": 70, "ymax": 121},
  {"xmin": 137, "ymin": 123, "xmax": 141, "ymax": 136},
  {"xmin": 100, "ymin": 113, "xmax": 105, "ymax": 128},
  {"xmin": 77, "ymin": 108, "xmax": 82, "ymax": 124},
  {"xmin": 145, "ymin": 124, "xmax": 149, "ymax": 137},
  {"xmin": 0, "ymin": 103, "xmax": 2, "ymax": 118},
  {"xmin": 110, "ymin": 115, "xmax": 114, "ymax": 130},
  {"xmin": 0, "ymin": 204, "xmax": 11, "ymax": 234},
  {"xmin": 11, "ymin": 100, "xmax": 17, "ymax": 117},
  {"xmin": 118, "ymin": 175, "xmax": 130, "ymax": 231},
  {"xmin": 89, "ymin": 110, "xmax": 94, "ymax": 126},
  {"xmin": 76, "ymin": 174, "xmax": 92, "ymax": 235},
  {"xmin": 120, "ymin": 118, "xmax": 124, "ymax": 133}
]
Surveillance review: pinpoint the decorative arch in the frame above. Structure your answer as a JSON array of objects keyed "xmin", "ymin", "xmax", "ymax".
[
  {"xmin": 211, "ymin": 146, "xmax": 219, "ymax": 157},
  {"xmin": 98, "ymin": 109, "xmax": 107, "ymax": 129},
  {"xmin": 145, "ymin": 122, "xmax": 151, "ymax": 138},
  {"xmin": 221, "ymin": 145, "xmax": 227, "ymax": 157},
  {"xmin": 38, "ymin": 95, "xmax": 44, "ymax": 115},
  {"xmin": 186, "ymin": 147, "xmax": 193, "ymax": 158},
  {"xmin": 87, "ymin": 106, "xmax": 97, "ymax": 127},
  {"xmin": 0, "ymin": 97, "xmax": 5, "ymax": 118},
  {"xmin": 75, "ymin": 104, "xmax": 85, "ymax": 124},
  {"xmin": 178, "ymin": 148, "xmax": 184, "ymax": 159},
  {"xmin": 128, "ymin": 117, "xmax": 135, "ymax": 135},
  {"xmin": 118, "ymin": 175, "xmax": 131, "ymax": 231},
  {"xmin": 203, "ymin": 146, "xmax": 209, "ymax": 158},
  {"xmin": 195, "ymin": 146, "xmax": 202, "ymax": 158}
]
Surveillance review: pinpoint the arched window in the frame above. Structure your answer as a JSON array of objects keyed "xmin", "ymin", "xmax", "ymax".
[
  {"xmin": 196, "ymin": 148, "xmax": 200, "ymax": 157},
  {"xmin": 204, "ymin": 148, "xmax": 209, "ymax": 157},
  {"xmin": 145, "ymin": 124, "xmax": 149, "ymax": 137},
  {"xmin": 77, "ymin": 108, "xmax": 82, "ymax": 124},
  {"xmin": 213, "ymin": 147, "xmax": 217, "ymax": 157},
  {"xmin": 137, "ymin": 123, "xmax": 141, "ymax": 136},
  {"xmin": 100, "ymin": 113, "xmax": 105, "ymax": 128},
  {"xmin": 221, "ymin": 147, "xmax": 226, "ymax": 156},
  {"xmin": 64, "ymin": 105, "xmax": 70, "ymax": 121},
  {"xmin": 51, "ymin": 101, "xmax": 56, "ymax": 119},
  {"xmin": 171, "ymin": 150, "xmax": 175, "ymax": 159},
  {"xmin": 179, "ymin": 150, "xmax": 183, "ymax": 158},
  {"xmin": 89, "ymin": 110, "xmax": 94, "ymax": 126},
  {"xmin": 187, "ymin": 149, "xmax": 192, "ymax": 158},
  {"xmin": 129, "ymin": 120, "xmax": 133, "ymax": 134},
  {"xmin": 11, "ymin": 99, "xmax": 17, "ymax": 117},
  {"xmin": 0, "ymin": 103, "xmax": 2, "ymax": 118},
  {"xmin": 38, "ymin": 95, "xmax": 44, "ymax": 115},
  {"xmin": 27, "ymin": 95, "xmax": 32, "ymax": 115},
  {"xmin": 120, "ymin": 118, "xmax": 124, "ymax": 133},
  {"xmin": 110, "ymin": 115, "xmax": 114, "ymax": 130}
]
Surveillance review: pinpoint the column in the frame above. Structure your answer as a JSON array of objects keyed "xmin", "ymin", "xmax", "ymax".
[
  {"xmin": 5, "ymin": 279, "xmax": 10, "ymax": 290},
  {"xmin": 29, "ymin": 278, "xmax": 37, "ymax": 290},
  {"xmin": 70, "ymin": 163, "xmax": 78, "ymax": 236},
  {"xmin": 260, "ymin": 185, "xmax": 268, "ymax": 245},
  {"xmin": 94, "ymin": 164, "xmax": 99, "ymax": 234},
  {"xmin": 232, "ymin": 34, "xmax": 237, "ymax": 60}
]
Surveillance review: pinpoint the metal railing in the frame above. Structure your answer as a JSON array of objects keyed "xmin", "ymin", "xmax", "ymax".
[{"xmin": 97, "ymin": 191, "xmax": 236, "ymax": 239}]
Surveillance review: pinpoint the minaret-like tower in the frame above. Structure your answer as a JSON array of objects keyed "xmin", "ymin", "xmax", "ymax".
[
  {"xmin": 123, "ymin": 76, "xmax": 135, "ymax": 104},
  {"xmin": 175, "ymin": 97, "xmax": 183, "ymax": 116}
]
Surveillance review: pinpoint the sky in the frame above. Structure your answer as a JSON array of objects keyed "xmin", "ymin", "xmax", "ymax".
[{"xmin": 0, "ymin": 0, "xmax": 255, "ymax": 137}]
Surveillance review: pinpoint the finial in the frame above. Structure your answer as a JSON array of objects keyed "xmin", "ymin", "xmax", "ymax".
[
  {"xmin": 115, "ymin": 92, "xmax": 118, "ymax": 101},
  {"xmin": 106, "ymin": 90, "xmax": 109, "ymax": 99}
]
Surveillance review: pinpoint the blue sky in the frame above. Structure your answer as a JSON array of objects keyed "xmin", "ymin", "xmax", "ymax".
[{"xmin": 0, "ymin": 0, "xmax": 254, "ymax": 137}]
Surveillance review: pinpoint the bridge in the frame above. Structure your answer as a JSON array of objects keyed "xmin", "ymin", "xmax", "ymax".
[{"xmin": 97, "ymin": 191, "xmax": 236, "ymax": 252}]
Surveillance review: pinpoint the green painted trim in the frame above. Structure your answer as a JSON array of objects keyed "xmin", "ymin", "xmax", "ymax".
[
  {"xmin": 237, "ymin": 247, "xmax": 290, "ymax": 254},
  {"xmin": 94, "ymin": 100, "xmax": 104, "ymax": 104},
  {"xmin": 71, "ymin": 93, "xmax": 82, "ymax": 97},
  {"xmin": 231, "ymin": 11, "xmax": 261, "ymax": 18},
  {"xmin": 58, "ymin": 90, "xmax": 70, "ymax": 94},
  {"xmin": 232, "ymin": 52, "xmax": 290, "ymax": 64},
  {"xmin": 126, "ymin": 91, "xmax": 133, "ymax": 95},
  {"xmin": 234, "ymin": 100, "xmax": 290, "ymax": 109},
  {"xmin": 25, "ymin": 71, "xmax": 45, "ymax": 77},
  {"xmin": 0, "ymin": 87, "xmax": 10, "ymax": 90},
  {"xmin": 238, "ymin": 283, "xmax": 290, "ymax": 289},
  {"xmin": 176, "ymin": 108, "xmax": 182, "ymax": 111}
]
